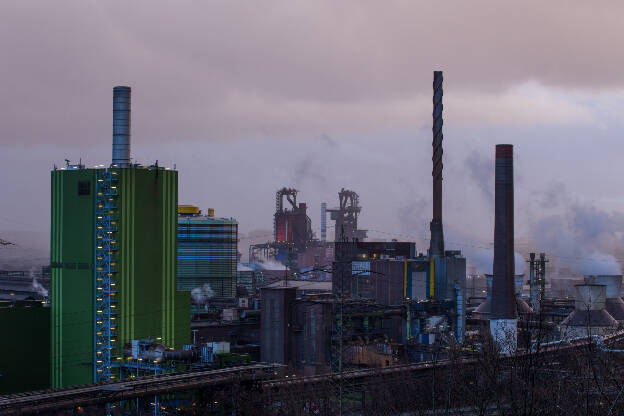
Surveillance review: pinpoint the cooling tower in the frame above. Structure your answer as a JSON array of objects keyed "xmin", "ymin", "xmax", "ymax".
[
  {"xmin": 584, "ymin": 275, "xmax": 624, "ymax": 323},
  {"xmin": 560, "ymin": 284, "xmax": 617, "ymax": 338}
]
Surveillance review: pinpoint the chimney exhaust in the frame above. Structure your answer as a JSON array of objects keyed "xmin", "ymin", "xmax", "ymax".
[
  {"xmin": 429, "ymin": 71, "xmax": 445, "ymax": 257},
  {"xmin": 112, "ymin": 86, "xmax": 131, "ymax": 167}
]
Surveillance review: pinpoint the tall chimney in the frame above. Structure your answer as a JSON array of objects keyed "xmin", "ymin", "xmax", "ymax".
[
  {"xmin": 491, "ymin": 144, "xmax": 516, "ymax": 320},
  {"xmin": 112, "ymin": 86, "xmax": 131, "ymax": 167},
  {"xmin": 429, "ymin": 71, "xmax": 445, "ymax": 257},
  {"xmin": 489, "ymin": 144, "xmax": 517, "ymax": 353}
]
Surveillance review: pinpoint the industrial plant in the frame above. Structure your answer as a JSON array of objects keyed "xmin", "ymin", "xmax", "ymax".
[{"xmin": 2, "ymin": 72, "xmax": 624, "ymax": 415}]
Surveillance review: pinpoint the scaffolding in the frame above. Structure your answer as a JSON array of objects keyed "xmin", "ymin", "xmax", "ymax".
[{"xmin": 94, "ymin": 169, "xmax": 120, "ymax": 382}]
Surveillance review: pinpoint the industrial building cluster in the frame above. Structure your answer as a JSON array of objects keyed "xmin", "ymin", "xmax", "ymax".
[{"xmin": 2, "ymin": 72, "xmax": 624, "ymax": 413}]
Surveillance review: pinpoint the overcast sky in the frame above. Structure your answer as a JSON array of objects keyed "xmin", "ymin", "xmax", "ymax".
[{"xmin": 2, "ymin": 1, "xmax": 624, "ymax": 274}]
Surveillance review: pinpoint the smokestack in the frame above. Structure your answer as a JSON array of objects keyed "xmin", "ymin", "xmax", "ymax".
[
  {"xmin": 489, "ymin": 144, "xmax": 517, "ymax": 352},
  {"xmin": 429, "ymin": 71, "xmax": 445, "ymax": 257},
  {"xmin": 491, "ymin": 144, "xmax": 516, "ymax": 319},
  {"xmin": 321, "ymin": 202, "xmax": 327, "ymax": 242},
  {"xmin": 112, "ymin": 86, "xmax": 131, "ymax": 167}
]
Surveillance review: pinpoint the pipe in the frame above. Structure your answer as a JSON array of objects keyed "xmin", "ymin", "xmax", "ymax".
[
  {"xmin": 112, "ymin": 86, "xmax": 131, "ymax": 167},
  {"xmin": 529, "ymin": 253, "xmax": 539, "ymax": 312},
  {"xmin": 163, "ymin": 349, "xmax": 200, "ymax": 361},
  {"xmin": 455, "ymin": 283, "xmax": 464, "ymax": 343},
  {"xmin": 429, "ymin": 71, "xmax": 445, "ymax": 257}
]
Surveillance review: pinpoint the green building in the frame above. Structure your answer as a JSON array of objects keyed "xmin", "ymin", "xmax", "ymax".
[
  {"xmin": 0, "ymin": 300, "xmax": 50, "ymax": 394},
  {"xmin": 177, "ymin": 205, "xmax": 238, "ymax": 303},
  {"xmin": 50, "ymin": 164, "xmax": 190, "ymax": 388}
]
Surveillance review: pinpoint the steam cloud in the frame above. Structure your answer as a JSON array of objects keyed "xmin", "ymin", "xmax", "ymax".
[
  {"xmin": 191, "ymin": 284, "xmax": 215, "ymax": 305},
  {"xmin": 530, "ymin": 186, "xmax": 624, "ymax": 277},
  {"xmin": 465, "ymin": 150, "xmax": 494, "ymax": 207},
  {"xmin": 466, "ymin": 249, "xmax": 526, "ymax": 276},
  {"xmin": 577, "ymin": 252, "xmax": 622, "ymax": 276},
  {"xmin": 30, "ymin": 267, "xmax": 48, "ymax": 298},
  {"xmin": 258, "ymin": 259, "xmax": 287, "ymax": 271}
]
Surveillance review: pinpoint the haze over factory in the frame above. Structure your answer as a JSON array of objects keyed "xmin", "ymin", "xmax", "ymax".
[{"xmin": 2, "ymin": 2, "xmax": 624, "ymax": 414}]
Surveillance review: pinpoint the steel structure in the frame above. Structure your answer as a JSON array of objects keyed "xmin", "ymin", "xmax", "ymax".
[
  {"xmin": 0, "ymin": 364, "xmax": 282, "ymax": 415},
  {"xmin": 528, "ymin": 252, "xmax": 548, "ymax": 312},
  {"xmin": 94, "ymin": 169, "xmax": 120, "ymax": 382},
  {"xmin": 327, "ymin": 189, "xmax": 367, "ymax": 242},
  {"xmin": 274, "ymin": 187, "xmax": 297, "ymax": 241}
]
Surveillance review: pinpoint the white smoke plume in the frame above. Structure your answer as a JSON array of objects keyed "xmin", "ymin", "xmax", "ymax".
[
  {"xmin": 258, "ymin": 259, "xmax": 287, "ymax": 271},
  {"xmin": 191, "ymin": 283, "xmax": 215, "ymax": 305},
  {"xmin": 529, "ymin": 186, "xmax": 624, "ymax": 277},
  {"xmin": 237, "ymin": 263, "xmax": 253, "ymax": 271},
  {"xmin": 577, "ymin": 252, "xmax": 622, "ymax": 276},
  {"xmin": 467, "ymin": 249, "xmax": 526, "ymax": 276},
  {"xmin": 30, "ymin": 267, "xmax": 48, "ymax": 298}
]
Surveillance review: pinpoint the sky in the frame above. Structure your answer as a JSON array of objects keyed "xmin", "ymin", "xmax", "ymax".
[{"xmin": 2, "ymin": 1, "xmax": 624, "ymax": 275}]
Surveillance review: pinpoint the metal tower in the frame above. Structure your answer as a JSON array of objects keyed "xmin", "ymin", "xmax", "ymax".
[
  {"xmin": 429, "ymin": 71, "xmax": 445, "ymax": 257},
  {"xmin": 94, "ymin": 169, "xmax": 120, "ymax": 381},
  {"xmin": 328, "ymin": 189, "xmax": 367, "ymax": 242}
]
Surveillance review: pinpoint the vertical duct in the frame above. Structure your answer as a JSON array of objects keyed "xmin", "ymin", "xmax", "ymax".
[
  {"xmin": 528, "ymin": 253, "xmax": 539, "ymax": 312},
  {"xmin": 112, "ymin": 86, "xmax": 131, "ymax": 167},
  {"xmin": 429, "ymin": 71, "xmax": 445, "ymax": 257},
  {"xmin": 321, "ymin": 203, "xmax": 327, "ymax": 242},
  {"xmin": 491, "ymin": 144, "xmax": 517, "ymax": 320}
]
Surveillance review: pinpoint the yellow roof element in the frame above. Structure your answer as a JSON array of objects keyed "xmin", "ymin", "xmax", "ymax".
[{"xmin": 178, "ymin": 205, "xmax": 200, "ymax": 214}]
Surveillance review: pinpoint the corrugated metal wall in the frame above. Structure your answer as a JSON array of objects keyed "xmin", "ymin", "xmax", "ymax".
[
  {"xmin": 50, "ymin": 167, "xmax": 189, "ymax": 388},
  {"xmin": 177, "ymin": 216, "xmax": 238, "ymax": 298},
  {"xmin": 50, "ymin": 169, "xmax": 96, "ymax": 388}
]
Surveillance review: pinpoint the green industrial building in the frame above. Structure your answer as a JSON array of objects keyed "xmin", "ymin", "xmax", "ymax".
[
  {"xmin": 50, "ymin": 166, "xmax": 190, "ymax": 387},
  {"xmin": 50, "ymin": 86, "xmax": 190, "ymax": 388},
  {"xmin": 0, "ymin": 301, "xmax": 50, "ymax": 394},
  {"xmin": 177, "ymin": 205, "xmax": 238, "ymax": 301}
]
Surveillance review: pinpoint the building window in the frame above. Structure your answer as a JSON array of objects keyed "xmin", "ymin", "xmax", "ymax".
[{"xmin": 78, "ymin": 181, "xmax": 90, "ymax": 195}]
